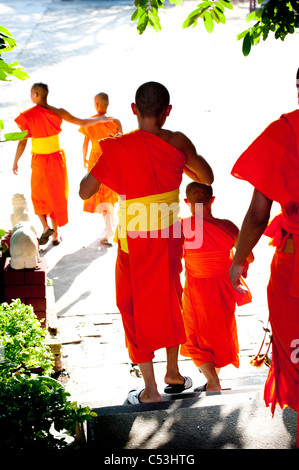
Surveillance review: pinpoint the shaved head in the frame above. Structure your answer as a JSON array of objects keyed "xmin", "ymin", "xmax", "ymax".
[
  {"xmin": 95, "ymin": 92, "xmax": 109, "ymax": 107},
  {"xmin": 186, "ymin": 182, "xmax": 213, "ymax": 205},
  {"xmin": 31, "ymin": 82, "xmax": 49, "ymax": 98},
  {"xmin": 135, "ymin": 82, "xmax": 170, "ymax": 118}
]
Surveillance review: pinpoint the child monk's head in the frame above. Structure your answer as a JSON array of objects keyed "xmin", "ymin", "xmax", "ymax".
[
  {"xmin": 132, "ymin": 82, "xmax": 172, "ymax": 122},
  {"xmin": 94, "ymin": 92, "xmax": 109, "ymax": 115},
  {"xmin": 31, "ymin": 83, "xmax": 48, "ymax": 104},
  {"xmin": 185, "ymin": 182, "xmax": 214, "ymax": 215}
]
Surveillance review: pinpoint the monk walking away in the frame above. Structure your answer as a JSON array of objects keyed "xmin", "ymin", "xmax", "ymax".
[
  {"xmin": 13, "ymin": 83, "xmax": 112, "ymax": 246},
  {"xmin": 181, "ymin": 182, "xmax": 253, "ymax": 392},
  {"xmin": 79, "ymin": 81, "xmax": 214, "ymax": 404},
  {"xmin": 230, "ymin": 67, "xmax": 299, "ymax": 447},
  {"xmin": 79, "ymin": 92, "xmax": 122, "ymax": 246}
]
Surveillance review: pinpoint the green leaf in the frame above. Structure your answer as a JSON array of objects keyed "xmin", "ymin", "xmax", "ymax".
[
  {"xmin": 210, "ymin": 8, "xmax": 221, "ymax": 23},
  {"xmin": 131, "ymin": 8, "xmax": 143, "ymax": 21},
  {"xmin": 0, "ymin": 26, "xmax": 12, "ymax": 36},
  {"xmin": 218, "ymin": 0, "xmax": 233, "ymax": 10},
  {"xmin": 0, "ymin": 120, "xmax": 4, "ymax": 131},
  {"xmin": 137, "ymin": 12, "xmax": 149, "ymax": 34},
  {"xmin": 3, "ymin": 130, "xmax": 28, "ymax": 141},
  {"xmin": 215, "ymin": 2, "xmax": 225, "ymax": 13},
  {"xmin": 246, "ymin": 11, "xmax": 257, "ymax": 22},
  {"xmin": 182, "ymin": 8, "xmax": 202, "ymax": 28},
  {"xmin": 242, "ymin": 32, "xmax": 252, "ymax": 56},
  {"xmin": 203, "ymin": 11, "xmax": 214, "ymax": 33}
]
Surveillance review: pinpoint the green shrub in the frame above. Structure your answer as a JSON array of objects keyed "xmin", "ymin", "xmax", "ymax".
[
  {"xmin": 0, "ymin": 299, "xmax": 54, "ymax": 377},
  {"xmin": 0, "ymin": 299, "xmax": 97, "ymax": 449},
  {"xmin": 0, "ymin": 374, "xmax": 96, "ymax": 450}
]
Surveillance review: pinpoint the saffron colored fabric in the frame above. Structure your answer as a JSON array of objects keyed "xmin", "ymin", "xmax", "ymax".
[
  {"xmin": 231, "ymin": 110, "xmax": 299, "ymax": 441},
  {"xmin": 79, "ymin": 119, "xmax": 119, "ymax": 214},
  {"xmin": 180, "ymin": 216, "xmax": 250, "ymax": 368},
  {"xmin": 15, "ymin": 105, "xmax": 68, "ymax": 227},
  {"xmin": 91, "ymin": 129, "xmax": 187, "ymax": 363}
]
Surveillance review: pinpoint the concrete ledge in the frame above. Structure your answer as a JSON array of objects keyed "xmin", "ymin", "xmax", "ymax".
[{"xmin": 85, "ymin": 386, "xmax": 298, "ymax": 450}]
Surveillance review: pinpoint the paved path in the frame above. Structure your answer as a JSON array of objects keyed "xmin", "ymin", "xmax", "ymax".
[{"xmin": 0, "ymin": 0, "xmax": 298, "ymax": 450}]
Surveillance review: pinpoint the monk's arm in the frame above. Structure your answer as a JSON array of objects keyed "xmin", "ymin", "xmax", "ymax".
[
  {"xmin": 232, "ymin": 226, "xmax": 254, "ymax": 266},
  {"xmin": 46, "ymin": 105, "xmax": 112, "ymax": 127},
  {"xmin": 12, "ymin": 139, "xmax": 27, "ymax": 175},
  {"xmin": 229, "ymin": 189, "xmax": 272, "ymax": 293},
  {"xmin": 173, "ymin": 132, "xmax": 213, "ymax": 184},
  {"xmin": 79, "ymin": 172, "xmax": 101, "ymax": 200},
  {"xmin": 82, "ymin": 136, "xmax": 90, "ymax": 169}
]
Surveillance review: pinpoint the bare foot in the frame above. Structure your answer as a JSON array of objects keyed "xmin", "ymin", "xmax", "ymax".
[
  {"xmin": 164, "ymin": 372, "xmax": 185, "ymax": 386},
  {"xmin": 206, "ymin": 381, "xmax": 222, "ymax": 391},
  {"xmin": 139, "ymin": 389, "xmax": 162, "ymax": 403}
]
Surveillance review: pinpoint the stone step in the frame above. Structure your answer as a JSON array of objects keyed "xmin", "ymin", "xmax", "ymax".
[{"xmin": 83, "ymin": 385, "xmax": 298, "ymax": 450}]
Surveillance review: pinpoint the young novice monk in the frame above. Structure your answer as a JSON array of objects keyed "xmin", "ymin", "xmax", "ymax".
[
  {"xmin": 13, "ymin": 83, "xmax": 112, "ymax": 245},
  {"xmin": 79, "ymin": 81, "xmax": 214, "ymax": 404},
  {"xmin": 79, "ymin": 92, "xmax": 123, "ymax": 245},
  {"xmin": 181, "ymin": 182, "xmax": 253, "ymax": 391}
]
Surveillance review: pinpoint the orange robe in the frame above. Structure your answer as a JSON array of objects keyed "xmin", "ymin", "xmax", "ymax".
[
  {"xmin": 231, "ymin": 110, "xmax": 299, "ymax": 444},
  {"xmin": 180, "ymin": 216, "xmax": 251, "ymax": 368},
  {"xmin": 91, "ymin": 130, "xmax": 186, "ymax": 363},
  {"xmin": 15, "ymin": 105, "xmax": 68, "ymax": 227},
  {"xmin": 79, "ymin": 120, "xmax": 119, "ymax": 214}
]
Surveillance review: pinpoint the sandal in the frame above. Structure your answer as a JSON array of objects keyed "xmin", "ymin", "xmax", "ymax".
[
  {"xmin": 100, "ymin": 237, "xmax": 113, "ymax": 246},
  {"xmin": 127, "ymin": 389, "xmax": 144, "ymax": 404},
  {"xmin": 52, "ymin": 236, "xmax": 62, "ymax": 246},
  {"xmin": 39, "ymin": 228, "xmax": 54, "ymax": 245},
  {"xmin": 194, "ymin": 383, "xmax": 207, "ymax": 393},
  {"xmin": 164, "ymin": 376, "xmax": 193, "ymax": 394}
]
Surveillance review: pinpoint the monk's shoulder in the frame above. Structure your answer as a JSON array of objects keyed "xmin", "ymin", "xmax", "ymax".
[
  {"xmin": 163, "ymin": 130, "xmax": 186, "ymax": 145},
  {"xmin": 20, "ymin": 105, "xmax": 38, "ymax": 117},
  {"xmin": 213, "ymin": 217, "xmax": 239, "ymax": 239}
]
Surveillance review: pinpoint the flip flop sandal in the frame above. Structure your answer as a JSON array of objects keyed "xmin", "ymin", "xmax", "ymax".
[
  {"xmin": 52, "ymin": 236, "xmax": 62, "ymax": 246},
  {"xmin": 100, "ymin": 238, "xmax": 113, "ymax": 246},
  {"xmin": 39, "ymin": 228, "xmax": 54, "ymax": 245},
  {"xmin": 194, "ymin": 383, "xmax": 207, "ymax": 393},
  {"xmin": 164, "ymin": 376, "xmax": 193, "ymax": 394},
  {"xmin": 127, "ymin": 389, "xmax": 144, "ymax": 404}
]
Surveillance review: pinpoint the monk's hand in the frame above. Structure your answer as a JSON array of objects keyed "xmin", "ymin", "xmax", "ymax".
[
  {"xmin": 12, "ymin": 164, "xmax": 18, "ymax": 175},
  {"xmin": 229, "ymin": 264, "xmax": 248, "ymax": 294},
  {"xmin": 108, "ymin": 132, "xmax": 122, "ymax": 138},
  {"xmin": 100, "ymin": 115, "xmax": 114, "ymax": 123}
]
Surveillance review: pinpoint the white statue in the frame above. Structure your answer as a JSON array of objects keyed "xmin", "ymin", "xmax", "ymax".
[
  {"xmin": 10, "ymin": 193, "xmax": 30, "ymax": 227},
  {"xmin": 10, "ymin": 221, "xmax": 39, "ymax": 270}
]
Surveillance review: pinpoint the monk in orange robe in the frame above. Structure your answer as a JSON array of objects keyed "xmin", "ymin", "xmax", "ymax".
[
  {"xmin": 180, "ymin": 182, "xmax": 253, "ymax": 391},
  {"xmin": 13, "ymin": 83, "xmax": 111, "ymax": 245},
  {"xmin": 230, "ymin": 75, "xmax": 299, "ymax": 446},
  {"xmin": 79, "ymin": 81, "xmax": 214, "ymax": 404},
  {"xmin": 79, "ymin": 92, "xmax": 122, "ymax": 245}
]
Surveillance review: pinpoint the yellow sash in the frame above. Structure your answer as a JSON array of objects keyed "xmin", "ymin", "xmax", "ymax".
[
  {"xmin": 114, "ymin": 189, "xmax": 180, "ymax": 253},
  {"xmin": 31, "ymin": 134, "xmax": 60, "ymax": 154}
]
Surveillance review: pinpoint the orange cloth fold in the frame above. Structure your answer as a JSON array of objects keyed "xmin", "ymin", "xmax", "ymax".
[
  {"xmin": 180, "ymin": 217, "xmax": 251, "ymax": 368},
  {"xmin": 15, "ymin": 105, "xmax": 68, "ymax": 227},
  {"xmin": 231, "ymin": 109, "xmax": 299, "ymax": 443},
  {"xmin": 79, "ymin": 119, "xmax": 119, "ymax": 214},
  {"xmin": 91, "ymin": 130, "xmax": 187, "ymax": 363}
]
